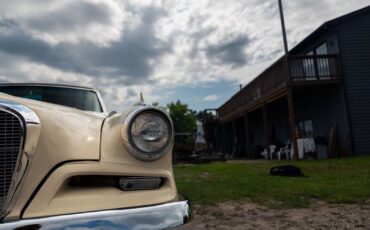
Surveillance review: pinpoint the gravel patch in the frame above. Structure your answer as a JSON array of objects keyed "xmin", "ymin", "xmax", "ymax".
[{"xmin": 179, "ymin": 201, "xmax": 370, "ymax": 230}]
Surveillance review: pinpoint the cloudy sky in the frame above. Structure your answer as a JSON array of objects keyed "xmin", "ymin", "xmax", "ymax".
[{"xmin": 0, "ymin": 0, "xmax": 369, "ymax": 111}]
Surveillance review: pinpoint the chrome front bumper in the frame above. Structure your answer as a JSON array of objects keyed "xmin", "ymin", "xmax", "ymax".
[{"xmin": 0, "ymin": 200, "xmax": 191, "ymax": 230}]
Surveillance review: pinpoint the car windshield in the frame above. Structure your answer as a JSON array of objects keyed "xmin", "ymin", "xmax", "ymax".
[{"xmin": 0, "ymin": 85, "xmax": 103, "ymax": 113}]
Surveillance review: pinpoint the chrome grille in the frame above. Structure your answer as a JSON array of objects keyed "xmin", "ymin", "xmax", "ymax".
[{"xmin": 0, "ymin": 110, "xmax": 23, "ymax": 210}]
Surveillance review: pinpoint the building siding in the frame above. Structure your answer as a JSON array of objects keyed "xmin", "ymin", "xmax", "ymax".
[
  {"xmin": 293, "ymin": 85, "xmax": 351, "ymax": 155},
  {"xmin": 267, "ymin": 98, "xmax": 290, "ymax": 146},
  {"xmin": 336, "ymin": 12, "xmax": 370, "ymax": 156},
  {"xmin": 289, "ymin": 31, "xmax": 351, "ymax": 155}
]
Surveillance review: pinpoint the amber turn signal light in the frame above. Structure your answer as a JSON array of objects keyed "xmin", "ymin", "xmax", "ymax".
[{"xmin": 118, "ymin": 177, "xmax": 162, "ymax": 191}]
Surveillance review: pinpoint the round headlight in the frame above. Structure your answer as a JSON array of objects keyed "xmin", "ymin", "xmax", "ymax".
[{"xmin": 123, "ymin": 107, "xmax": 173, "ymax": 161}]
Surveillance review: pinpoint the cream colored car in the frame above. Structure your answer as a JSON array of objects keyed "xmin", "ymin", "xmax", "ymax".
[{"xmin": 0, "ymin": 83, "xmax": 191, "ymax": 229}]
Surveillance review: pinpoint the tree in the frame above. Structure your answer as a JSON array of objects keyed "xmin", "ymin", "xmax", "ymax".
[
  {"xmin": 167, "ymin": 100, "xmax": 197, "ymax": 134},
  {"xmin": 167, "ymin": 100, "xmax": 197, "ymax": 159}
]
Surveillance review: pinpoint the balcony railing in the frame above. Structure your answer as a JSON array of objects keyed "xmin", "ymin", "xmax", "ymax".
[
  {"xmin": 289, "ymin": 54, "xmax": 340, "ymax": 81},
  {"xmin": 218, "ymin": 54, "xmax": 340, "ymax": 119}
]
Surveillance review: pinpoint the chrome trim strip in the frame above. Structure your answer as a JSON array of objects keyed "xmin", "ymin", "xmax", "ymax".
[
  {"xmin": 95, "ymin": 89, "xmax": 108, "ymax": 115},
  {"xmin": 0, "ymin": 200, "xmax": 191, "ymax": 230},
  {"xmin": 122, "ymin": 105, "xmax": 175, "ymax": 161},
  {"xmin": 0, "ymin": 99, "xmax": 40, "ymax": 124}
]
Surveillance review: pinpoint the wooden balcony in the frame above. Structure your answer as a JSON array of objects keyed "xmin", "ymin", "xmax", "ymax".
[{"xmin": 218, "ymin": 54, "xmax": 340, "ymax": 121}]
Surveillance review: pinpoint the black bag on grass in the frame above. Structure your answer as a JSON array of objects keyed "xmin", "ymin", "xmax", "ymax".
[{"xmin": 270, "ymin": 165, "xmax": 305, "ymax": 177}]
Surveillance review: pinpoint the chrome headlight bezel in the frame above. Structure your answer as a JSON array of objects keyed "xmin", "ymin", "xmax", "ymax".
[{"xmin": 122, "ymin": 106, "xmax": 174, "ymax": 161}]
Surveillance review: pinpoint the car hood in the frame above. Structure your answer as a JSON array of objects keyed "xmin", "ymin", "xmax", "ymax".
[{"xmin": 0, "ymin": 92, "xmax": 106, "ymax": 159}]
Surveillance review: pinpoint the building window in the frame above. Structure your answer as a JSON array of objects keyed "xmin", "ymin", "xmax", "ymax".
[
  {"xmin": 304, "ymin": 42, "xmax": 330, "ymax": 78},
  {"xmin": 315, "ymin": 42, "xmax": 328, "ymax": 55},
  {"xmin": 299, "ymin": 119, "xmax": 313, "ymax": 137}
]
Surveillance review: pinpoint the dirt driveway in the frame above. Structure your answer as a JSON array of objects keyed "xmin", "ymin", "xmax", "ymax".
[{"xmin": 179, "ymin": 201, "xmax": 370, "ymax": 230}]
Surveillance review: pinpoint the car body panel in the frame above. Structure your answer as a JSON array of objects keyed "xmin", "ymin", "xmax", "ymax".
[
  {"xmin": 100, "ymin": 111, "xmax": 173, "ymax": 168},
  {"xmin": 0, "ymin": 93, "xmax": 104, "ymax": 220},
  {"xmin": 23, "ymin": 162, "xmax": 177, "ymax": 218}
]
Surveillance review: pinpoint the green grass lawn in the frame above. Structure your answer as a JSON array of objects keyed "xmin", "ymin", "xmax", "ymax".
[{"xmin": 174, "ymin": 156, "xmax": 370, "ymax": 208}]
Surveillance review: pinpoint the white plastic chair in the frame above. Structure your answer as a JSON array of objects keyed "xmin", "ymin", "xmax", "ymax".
[
  {"xmin": 277, "ymin": 145, "xmax": 291, "ymax": 161},
  {"xmin": 269, "ymin": 145, "xmax": 276, "ymax": 159},
  {"xmin": 261, "ymin": 145, "xmax": 276, "ymax": 160},
  {"xmin": 261, "ymin": 149, "xmax": 268, "ymax": 159}
]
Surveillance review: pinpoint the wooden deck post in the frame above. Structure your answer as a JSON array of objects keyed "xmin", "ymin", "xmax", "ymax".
[
  {"xmin": 221, "ymin": 124, "xmax": 226, "ymax": 153},
  {"xmin": 232, "ymin": 119, "xmax": 237, "ymax": 144},
  {"xmin": 232, "ymin": 119, "xmax": 238, "ymax": 158},
  {"xmin": 244, "ymin": 113, "xmax": 251, "ymax": 158},
  {"xmin": 287, "ymin": 88, "xmax": 299, "ymax": 160},
  {"xmin": 262, "ymin": 104, "xmax": 271, "ymax": 160}
]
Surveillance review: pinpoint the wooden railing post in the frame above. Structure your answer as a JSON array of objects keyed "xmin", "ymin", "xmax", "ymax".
[{"xmin": 314, "ymin": 56, "xmax": 320, "ymax": 80}]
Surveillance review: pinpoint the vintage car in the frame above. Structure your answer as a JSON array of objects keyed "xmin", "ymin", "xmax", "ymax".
[{"xmin": 0, "ymin": 83, "xmax": 191, "ymax": 229}]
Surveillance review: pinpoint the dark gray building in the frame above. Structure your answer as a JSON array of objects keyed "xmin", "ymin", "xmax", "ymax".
[{"xmin": 204, "ymin": 6, "xmax": 370, "ymax": 159}]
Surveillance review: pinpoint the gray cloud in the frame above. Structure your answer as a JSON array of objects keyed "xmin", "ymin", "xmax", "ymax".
[
  {"xmin": 0, "ymin": 5, "xmax": 170, "ymax": 85},
  {"xmin": 206, "ymin": 35, "xmax": 250, "ymax": 67},
  {"xmin": 188, "ymin": 27, "xmax": 216, "ymax": 59},
  {"xmin": 85, "ymin": 7, "xmax": 171, "ymax": 81},
  {"xmin": 0, "ymin": 0, "xmax": 125, "ymax": 46},
  {"xmin": 0, "ymin": 18, "xmax": 17, "ymax": 28},
  {"xmin": 0, "ymin": 29, "xmax": 91, "ymax": 74},
  {"xmin": 27, "ymin": 1, "xmax": 113, "ymax": 33}
]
